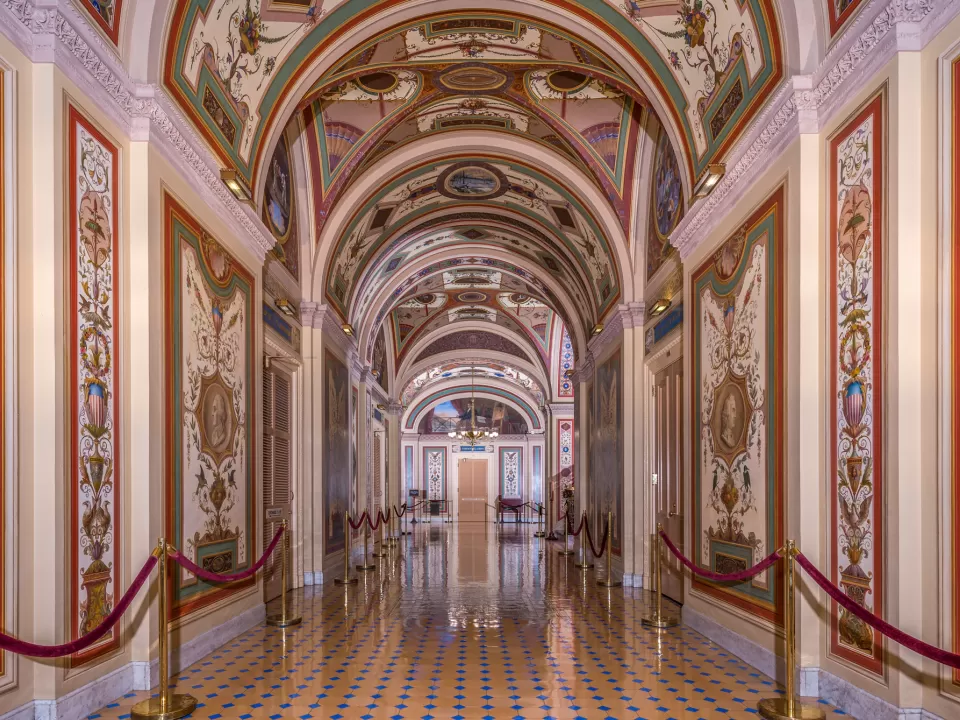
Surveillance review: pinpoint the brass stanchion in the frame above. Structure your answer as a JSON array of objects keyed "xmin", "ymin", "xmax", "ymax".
[
  {"xmin": 758, "ymin": 541, "xmax": 825, "ymax": 720},
  {"xmin": 641, "ymin": 524, "xmax": 678, "ymax": 627},
  {"xmin": 574, "ymin": 512, "xmax": 594, "ymax": 570},
  {"xmin": 357, "ymin": 518, "xmax": 376, "ymax": 571},
  {"xmin": 597, "ymin": 511, "xmax": 622, "ymax": 587},
  {"xmin": 533, "ymin": 503, "xmax": 545, "ymax": 538},
  {"xmin": 558, "ymin": 506, "xmax": 574, "ymax": 557},
  {"xmin": 131, "ymin": 538, "xmax": 198, "ymax": 720},
  {"xmin": 372, "ymin": 510, "xmax": 388, "ymax": 558},
  {"xmin": 267, "ymin": 521, "xmax": 302, "ymax": 627},
  {"xmin": 335, "ymin": 514, "xmax": 358, "ymax": 585}
]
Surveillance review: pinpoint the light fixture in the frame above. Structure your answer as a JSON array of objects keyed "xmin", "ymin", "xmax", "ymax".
[
  {"xmin": 342, "ymin": 323, "xmax": 355, "ymax": 336},
  {"xmin": 592, "ymin": 323, "xmax": 604, "ymax": 336},
  {"xmin": 220, "ymin": 168, "xmax": 253, "ymax": 205},
  {"xmin": 275, "ymin": 298, "xmax": 296, "ymax": 318},
  {"xmin": 649, "ymin": 297, "xmax": 672, "ymax": 318},
  {"xmin": 447, "ymin": 365, "xmax": 498, "ymax": 446},
  {"xmin": 692, "ymin": 163, "xmax": 725, "ymax": 200}
]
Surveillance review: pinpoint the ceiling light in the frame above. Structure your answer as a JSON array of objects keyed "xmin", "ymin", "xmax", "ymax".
[
  {"xmin": 592, "ymin": 323, "xmax": 604, "ymax": 336},
  {"xmin": 220, "ymin": 168, "xmax": 253, "ymax": 204},
  {"xmin": 692, "ymin": 163, "xmax": 725, "ymax": 200},
  {"xmin": 275, "ymin": 298, "xmax": 296, "ymax": 318},
  {"xmin": 342, "ymin": 323, "xmax": 354, "ymax": 336},
  {"xmin": 649, "ymin": 297, "xmax": 672, "ymax": 318}
]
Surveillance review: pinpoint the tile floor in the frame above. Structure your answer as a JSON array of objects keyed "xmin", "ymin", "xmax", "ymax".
[{"xmin": 89, "ymin": 523, "xmax": 843, "ymax": 719}]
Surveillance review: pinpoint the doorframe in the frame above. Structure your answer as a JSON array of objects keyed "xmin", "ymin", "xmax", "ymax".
[{"xmin": 643, "ymin": 328, "xmax": 683, "ymax": 593}]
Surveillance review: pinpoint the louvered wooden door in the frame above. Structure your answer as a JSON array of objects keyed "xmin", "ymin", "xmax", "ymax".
[
  {"xmin": 653, "ymin": 359, "xmax": 684, "ymax": 604},
  {"xmin": 263, "ymin": 364, "xmax": 293, "ymax": 603}
]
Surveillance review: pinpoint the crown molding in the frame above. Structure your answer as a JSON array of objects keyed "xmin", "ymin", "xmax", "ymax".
[
  {"xmin": 673, "ymin": 0, "xmax": 955, "ymax": 261},
  {"xmin": 0, "ymin": 0, "xmax": 274, "ymax": 262}
]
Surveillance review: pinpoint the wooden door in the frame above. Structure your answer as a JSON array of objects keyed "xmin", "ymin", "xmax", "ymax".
[
  {"xmin": 653, "ymin": 358, "xmax": 684, "ymax": 603},
  {"xmin": 458, "ymin": 458, "xmax": 488, "ymax": 522},
  {"xmin": 263, "ymin": 363, "xmax": 293, "ymax": 603}
]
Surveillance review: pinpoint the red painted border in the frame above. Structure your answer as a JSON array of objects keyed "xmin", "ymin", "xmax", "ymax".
[
  {"xmin": 68, "ymin": 105, "xmax": 122, "ymax": 666},
  {"xmin": 952, "ymin": 57, "xmax": 960, "ymax": 688},
  {"xmin": 691, "ymin": 185, "xmax": 785, "ymax": 626},
  {"xmin": 163, "ymin": 192, "xmax": 257, "ymax": 621},
  {"xmin": 828, "ymin": 0, "xmax": 867, "ymax": 39},
  {"xmin": 827, "ymin": 89, "xmax": 885, "ymax": 676},
  {"xmin": 79, "ymin": 0, "xmax": 124, "ymax": 47}
]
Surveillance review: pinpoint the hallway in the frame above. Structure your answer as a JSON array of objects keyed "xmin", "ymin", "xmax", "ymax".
[{"xmin": 89, "ymin": 525, "xmax": 840, "ymax": 720}]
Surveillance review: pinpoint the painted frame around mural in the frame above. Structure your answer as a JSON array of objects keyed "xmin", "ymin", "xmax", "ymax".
[
  {"xmin": 691, "ymin": 184, "xmax": 785, "ymax": 625},
  {"xmin": 828, "ymin": 0, "xmax": 869, "ymax": 40},
  {"xmin": 499, "ymin": 447, "xmax": 523, "ymax": 499},
  {"xmin": 77, "ymin": 0, "xmax": 124, "ymax": 48},
  {"xmin": 952, "ymin": 50, "xmax": 960, "ymax": 689},
  {"xmin": 828, "ymin": 86, "xmax": 886, "ymax": 676},
  {"xmin": 67, "ymin": 102, "xmax": 122, "ymax": 665},
  {"xmin": 0, "ymin": 66, "xmax": 8, "ymax": 685},
  {"xmin": 163, "ymin": 191, "xmax": 256, "ymax": 620}
]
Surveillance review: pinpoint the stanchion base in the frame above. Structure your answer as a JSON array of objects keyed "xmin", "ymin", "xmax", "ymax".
[
  {"xmin": 597, "ymin": 577, "xmax": 622, "ymax": 587},
  {"xmin": 641, "ymin": 614, "xmax": 679, "ymax": 628},
  {"xmin": 371, "ymin": 550, "xmax": 388, "ymax": 558},
  {"xmin": 557, "ymin": 549, "xmax": 575, "ymax": 557},
  {"xmin": 757, "ymin": 698, "xmax": 826, "ymax": 720},
  {"xmin": 356, "ymin": 563, "xmax": 376, "ymax": 571},
  {"xmin": 533, "ymin": 531, "xmax": 545, "ymax": 538},
  {"xmin": 266, "ymin": 613, "xmax": 302, "ymax": 627},
  {"xmin": 574, "ymin": 562, "xmax": 595, "ymax": 569},
  {"xmin": 131, "ymin": 693, "xmax": 198, "ymax": 720},
  {"xmin": 334, "ymin": 576, "xmax": 358, "ymax": 585}
]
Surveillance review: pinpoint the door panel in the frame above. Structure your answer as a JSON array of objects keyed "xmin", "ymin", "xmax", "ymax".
[
  {"xmin": 263, "ymin": 364, "xmax": 293, "ymax": 603},
  {"xmin": 458, "ymin": 459, "xmax": 488, "ymax": 522},
  {"xmin": 654, "ymin": 359, "xmax": 684, "ymax": 603}
]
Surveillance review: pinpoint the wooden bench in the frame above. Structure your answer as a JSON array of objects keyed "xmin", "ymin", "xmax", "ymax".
[{"xmin": 497, "ymin": 497, "xmax": 524, "ymax": 524}]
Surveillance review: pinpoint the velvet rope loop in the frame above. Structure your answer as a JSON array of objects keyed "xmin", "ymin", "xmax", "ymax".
[
  {"xmin": 349, "ymin": 512, "xmax": 369, "ymax": 530},
  {"xmin": 169, "ymin": 526, "xmax": 285, "ymax": 584},
  {"xmin": 585, "ymin": 518, "xmax": 609, "ymax": 558},
  {"xmin": 0, "ymin": 554, "xmax": 158, "ymax": 658},
  {"xmin": 794, "ymin": 552, "xmax": 960, "ymax": 669},
  {"xmin": 659, "ymin": 530, "xmax": 781, "ymax": 584}
]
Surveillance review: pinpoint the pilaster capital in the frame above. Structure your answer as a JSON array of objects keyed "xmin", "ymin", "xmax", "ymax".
[
  {"xmin": 617, "ymin": 302, "xmax": 646, "ymax": 329},
  {"xmin": 384, "ymin": 401, "xmax": 405, "ymax": 417}
]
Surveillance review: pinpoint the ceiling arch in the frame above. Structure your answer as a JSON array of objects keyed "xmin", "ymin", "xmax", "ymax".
[
  {"xmin": 398, "ymin": 352, "xmax": 550, "ymax": 407},
  {"xmin": 400, "ymin": 359, "xmax": 548, "ymax": 408},
  {"xmin": 162, "ymin": 2, "xmax": 785, "ymax": 199},
  {"xmin": 403, "ymin": 382, "xmax": 544, "ymax": 432}
]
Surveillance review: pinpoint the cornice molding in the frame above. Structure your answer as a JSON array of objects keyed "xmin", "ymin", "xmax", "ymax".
[
  {"xmin": 0, "ymin": 0, "xmax": 274, "ymax": 261},
  {"xmin": 674, "ymin": 0, "xmax": 954, "ymax": 261},
  {"xmin": 618, "ymin": 301, "xmax": 646, "ymax": 329}
]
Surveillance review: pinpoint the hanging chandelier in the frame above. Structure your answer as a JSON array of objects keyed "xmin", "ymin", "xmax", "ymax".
[{"xmin": 447, "ymin": 366, "xmax": 498, "ymax": 445}]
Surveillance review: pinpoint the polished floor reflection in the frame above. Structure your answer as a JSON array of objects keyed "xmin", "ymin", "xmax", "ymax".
[{"xmin": 90, "ymin": 524, "xmax": 842, "ymax": 719}]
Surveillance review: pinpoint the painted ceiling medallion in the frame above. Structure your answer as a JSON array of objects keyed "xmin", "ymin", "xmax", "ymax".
[
  {"xmin": 457, "ymin": 290, "xmax": 488, "ymax": 303},
  {"xmin": 438, "ymin": 64, "xmax": 510, "ymax": 93},
  {"xmin": 437, "ymin": 162, "xmax": 508, "ymax": 200},
  {"xmin": 356, "ymin": 71, "xmax": 399, "ymax": 94}
]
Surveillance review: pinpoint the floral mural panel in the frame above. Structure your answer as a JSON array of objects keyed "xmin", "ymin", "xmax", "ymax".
[
  {"xmin": 500, "ymin": 448, "xmax": 522, "ymax": 499},
  {"xmin": 558, "ymin": 418, "xmax": 575, "ymax": 522},
  {"xmin": 425, "ymin": 448, "xmax": 446, "ymax": 500},
  {"xmin": 164, "ymin": 193, "xmax": 255, "ymax": 618},
  {"xmin": 829, "ymin": 89, "xmax": 885, "ymax": 675},
  {"xmin": 557, "ymin": 324, "xmax": 575, "ymax": 398},
  {"xmin": 69, "ymin": 106, "xmax": 121, "ymax": 664},
  {"xmin": 647, "ymin": 124, "xmax": 684, "ymax": 280},
  {"xmin": 262, "ymin": 133, "xmax": 299, "ymax": 280},
  {"xmin": 692, "ymin": 185, "xmax": 784, "ymax": 622},
  {"xmin": 324, "ymin": 350, "xmax": 349, "ymax": 555},
  {"xmin": 590, "ymin": 348, "xmax": 622, "ymax": 556}
]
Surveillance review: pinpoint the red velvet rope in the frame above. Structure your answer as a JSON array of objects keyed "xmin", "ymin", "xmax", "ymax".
[
  {"xmin": 584, "ymin": 518, "xmax": 609, "ymax": 558},
  {"xmin": 659, "ymin": 530, "xmax": 782, "ymax": 583},
  {"xmin": 169, "ymin": 526, "xmax": 284, "ymax": 584},
  {"xmin": 795, "ymin": 552, "xmax": 960, "ymax": 669},
  {"xmin": 349, "ymin": 512, "xmax": 369, "ymax": 531},
  {"xmin": 0, "ymin": 555, "xmax": 158, "ymax": 658},
  {"xmin": 392, "ymin": 503, "xmax": 408, "ymax": 518}
]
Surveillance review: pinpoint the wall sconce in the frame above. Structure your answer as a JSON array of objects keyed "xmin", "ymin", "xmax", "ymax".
[
  {"xmin": 692, "ymin": 163, "xmax": 725, "ymax": 200},
  {"xmin": 220, "ymin": 168, "xmax": 254, "ymax": 205},
  {"xmin": 591, "ymin": 323, "xmax": 604, "ymax": 336},
  {"xmin": 342, "ymin": 323, "xmax": 355, "ymax": 336},
  {"xmin": 275, "ymin": 298, "xmax": 296, "ymax": 318},
  {"xmin": 648, "ymin": 297, "xmax": 672, "ymax": 318}
]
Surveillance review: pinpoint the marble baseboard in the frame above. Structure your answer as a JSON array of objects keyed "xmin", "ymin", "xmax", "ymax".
[
  {"xmin": 303, "ymin": 570, "xmax": 323, "ymax": 586},
  {"xmin": 681, "ymin": 604, "xmax": 781, "ymax": 682},
  {"xmin": 3, "ymin": 602, "xmax": 267, "ymax": 720},
  {"xmin": 621, "ymin": 573, "xmax": 644, "ymax": 588}
]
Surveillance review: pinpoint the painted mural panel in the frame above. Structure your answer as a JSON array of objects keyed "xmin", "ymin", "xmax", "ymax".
[
  {"xmin": 500, "ymin": 448, "xmax": 522, "ymax": 499},
  {"xmin": 647, "ymin": 125, "xmax": 684, "ymax": 280},
  {"xmin": 69, "ymin": 106, "xmax": 121, "ymax": 664},
  {"xmin": 324, "ymin": 350, "xmax": 349, "ymax": 555},
  {"xmin": 830, "ymin": 90, "xmax": 885, "ymax": 675},
  {"xmin": 953, "ymin": 56, "xmax": 960, "ymax": 689},
  {"xmin": 372, "ymin": 326, "xmax": 388, "ymax": 392},
  {"xmin": 557, "ymin": 324, "xmax": 575, "ymax": 398},
  {"xmin": 590, "ymin": 349, "xmax": 622, "ymax": 557},
  {"xmin": 78, "ymin": 0, "xmax": 124, "ymax": 46},
  {"xmin": 558, "ymin": 418, "xmax": 575, "ymax": 522},
  {"xmin": 828, "ymin": 0, "xmax": 868, "ymax": 39},
  {"xmin": 692, "ymin": 185, "xmax": 783, "ymax": 622},
  {"xmin": 262, "ymin": 133, "xmax": 299, "ymax": 280},
  {"xmin": 424, "ymin": 448, "xmax": 446, "ymax": 500},
  {"xmin": 164, "ymin": 193, "xmax": 255, "ymax": 619},
  {"xmin": 351, "ymin": 384, "xmax": 359, "ymax": 539}
]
